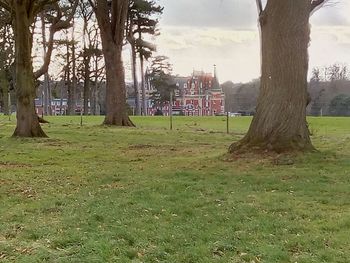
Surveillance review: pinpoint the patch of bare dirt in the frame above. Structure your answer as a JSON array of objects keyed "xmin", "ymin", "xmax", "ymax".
[
  {"xmin": 128, "ymin": 144, "xmax": 154, "ymax": 149},
  {"xmin": 7, "ymin": 187, "xmax": 37, "ymax": 199},
  {"xmin": 0, "ymin": 161, "xmax": 32, "ymax": 169},
  {"xmin": 223, "ymin": 151, "xmax": 298, "ymax": 166}
]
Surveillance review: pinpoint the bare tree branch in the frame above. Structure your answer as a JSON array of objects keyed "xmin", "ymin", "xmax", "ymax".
[
  {"xmin": 255, "ymin": 0, "xmax": 263, "ymax": 15},
  {"xmin": 0, "ymin": 0, "xmax": 11, "ymax": 11},
  {"xmin": 310, "ymin": 0, "xmax": 326, "ymax": 13},
  {"xmin": 111, "ymin": 0, "xmax": 129, "ymax": 44},
  {"xmin": 34, "ymin": 0, "xmax": 78, "ymax": 79},
  {"xmin": 33, "ymin": 0, "xmax": 58, "ymax": 17}
]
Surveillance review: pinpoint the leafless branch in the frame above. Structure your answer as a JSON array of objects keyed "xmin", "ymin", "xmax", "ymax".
[
  {"xmin": 0, "ymin": 0, "xmax": 11, "ymax": 11},
  {"xmin": 34, "ymin": 0, "xmax": 79, "ymax": 79},
  {"xmin": 310, "ymin": 0, "xmax": 326, "ymax": 13},
  {"xmin": 255, "ymin": 0, "xmax": 263, "ymax": 15}
]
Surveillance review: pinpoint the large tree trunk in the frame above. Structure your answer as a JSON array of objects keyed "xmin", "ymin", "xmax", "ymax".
[
  {"xmin": 103, "ymin": 44, "xmax": 134, "ymax": 126},
  {"xmin": 140, "ymin": 55, "xmax": 147, "ymax": 116},
  {"xmin": 229, "ymin": 0, "xmax": 313, "ymax": 153},
  {"xmin": 95, "ymin": 0, "xmax": 134, "ymax": 126},
  {"xmin": 13, "ymin": 2, "xmax": 47, "ymax": 137},
  {"xmin": 131, "ymin": 42, "xmax": 141, "ymax": 115}
]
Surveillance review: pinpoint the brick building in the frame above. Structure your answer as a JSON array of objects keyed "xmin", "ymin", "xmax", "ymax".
[{"xmin": 172, "ymin": 67, "xmax": 225, "ymax": 116}]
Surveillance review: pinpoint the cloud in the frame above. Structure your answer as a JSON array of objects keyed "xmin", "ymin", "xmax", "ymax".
[
  {"xmin": 154, "ymin": 26, "xmax": 260, "ymax": 82},
  {"xmin": 309, "ymin": 25, "xmax": 350, "ymax": 71},
  {"xmin": 311, "ymin": 26, "xmax": 350, "ymax": 45},
  {"xmin": 157, "ymin": 26, "xmax": 258, "ymax": 49},
  {"xmin": 150, "ymin": 0, "xmax": 350, "ymax": 82},
  {"xmin": 158, "ymin": 0, "xmax": 258, "ymax": 30},
  {"xmin": 311, "ymin": 2, "xmax": 350, "ymax": 26}
]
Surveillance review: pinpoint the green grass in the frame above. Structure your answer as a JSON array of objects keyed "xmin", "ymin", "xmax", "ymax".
[{"xmin": 0, "ymin": 116, "xmax": 349, "ymax": 262}]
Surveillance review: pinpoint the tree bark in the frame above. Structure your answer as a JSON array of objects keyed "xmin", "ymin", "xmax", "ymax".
[
  {"xmin": 140, "ymin": 55, "xmax": 147, "ymax": 116},
  {"xmin": 83, "ymin": 54, "xmax": 91, "ymax": 115},
  {"xmin": 229, "ymin": 0, "xmax": 314, "ymax": 153},
  {"xmin": 91, "ymin": 56, "xmax": 101, "ymax": 115},
  {"xmin": 66, "ymin": 38, "xmax": 75, "ymax": 115},
  {"xmin": 71, "ymin": 28, "xmax": 77, "ymax": 115},
  {"xmin": 131, "ymin": 41, "xmax": 141, "ymax": 115},
  {"xmin": 12, "ymin": 2, "xmax": 47, "ymax": 137},
  {"xmin": 103, "ymin": 44, "xmax": 134, "ymax": 125},
  {"xmin": 94, "ymin": 0, "xmax": 134, "ymax": 126},
  {"xmin": 41, "ymin": 13, "xmax": 52, "ymax": 116},
  {"xmin": 0, "ymin": 70, "xmax": 9, "ymax": 114}
]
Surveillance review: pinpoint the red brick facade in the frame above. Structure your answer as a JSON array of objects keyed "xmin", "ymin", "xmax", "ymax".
[{"xmin": 174, "ymin": 70, "xmax": 225, "ymax": 116}]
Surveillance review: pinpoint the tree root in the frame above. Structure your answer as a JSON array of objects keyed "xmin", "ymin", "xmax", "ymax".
[
  {"xmin": 229, "ymin": 137, "xmax": 315, "ymax": 155},
  {"xmin": 12, "ymin": 126, "xmax": 48, "ymax": 138},
  {"xmin": 103, "ymin": 115, "xmax": 135, "ymax": 127},
  {"xmin": 38, "ymin": 116, "xmax": 50, "ymax": 123}
]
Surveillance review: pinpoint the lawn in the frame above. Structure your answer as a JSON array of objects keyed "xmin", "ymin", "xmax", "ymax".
[{"xmin": 0, "ymin": 116, "xmax": 349, "ymax": 262}]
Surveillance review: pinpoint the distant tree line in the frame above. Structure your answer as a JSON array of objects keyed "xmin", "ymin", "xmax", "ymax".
[
  {"xmin": 309, "ymin": 63, "xmax": 350, "ymax": 116},
  {"xmin": 223, "ymin": 63, "xmax": 350, "ymax": 117}
]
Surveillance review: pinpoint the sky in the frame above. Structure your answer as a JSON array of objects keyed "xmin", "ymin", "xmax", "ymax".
[{"xmin": 150, "ymin": 0, "xmax": 350, "ymax": 83}]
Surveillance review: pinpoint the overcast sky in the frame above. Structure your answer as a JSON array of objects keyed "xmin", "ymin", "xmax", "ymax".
[{"xmin": 151, "ymin": 0, "xmax": 350, "ymax": 83}]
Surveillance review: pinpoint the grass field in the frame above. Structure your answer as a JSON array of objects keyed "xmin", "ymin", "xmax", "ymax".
[{"xmin": 0, "ymin": 116, "xmax": 349, "ymax": 262}]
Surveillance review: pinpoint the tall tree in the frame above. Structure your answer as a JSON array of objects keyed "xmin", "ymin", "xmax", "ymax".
[
  {"xmin": 0, "ymin": 0, "xmax": 77, "ymax": 136},
  {"xmin": 148, "ymin": 55, "xmax": 176, "ymax": 107},
  {"xmin": 64, "ymin": 34, "xmax": 76, "ymax": 115},
  {"xmin": 78, "ymin": 1, "xmax": 103, "ymax": 115},
  {"xmin": 127, "ymin": 0, "xmax": 162, "ymax": 115},
  {"xmin": 127, "ymin": 0, "xmax": 162, "ymax": 116},
  {"xmin": 0, "ymin": 0, "xmax": 51, "ymax": 136},
  {"xmin": 0, "ymin": 8, "xmax": 13, "ymax": 115},
  {"xmin": 81, "ymin": 2, "xmax": 93, "ymax": 115},
  {"xmin": 88, "ymin": 0, "xmax": 134, "ymax": 126},
  {"xmin": 126, "ymin": 1, "xmax": 141, "ymax": 115},
  {"xmin": 69, "ymin": 20, "xmax": 78, "ymax": 115},
  {"xmin": 229, "ymin": 0, "xmax": 325, "ymax": 153},
  {"xmin": 37, "ymin": 1, "xmax": 78, "ymax": 117}
]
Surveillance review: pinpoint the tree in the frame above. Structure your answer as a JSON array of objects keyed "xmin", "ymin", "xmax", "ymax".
[
  {"xmin": 37, "ymin": 1, "xmax": 78, "ymax": 116},
  {"xmin": 310, "ymin": 67, "xmax": 321, "ymax": 83},
  {"xmin": 77, "ymin": 1, "xmax": 104, "ymax": 116},
  {"xmin": 138, "ymin": 40, "xmax": 156, "ymax": 115},
  {"xmin": 0, "ymin": 0, "xmax": 52, "ymax": 137},
  {"xmin": 61, "ymin": 34, "xmax": 77, "ymax": 116},
  {"xmin": 0, "ymin": 0, "xmax": 77, "ymax": 137},
  {"xmin": 229, "ymin": 0, "xmax": 326, "ymax": 153},
  {"xmin": 127, "ymin": 0, "xmax": 163, "ymax": 115},
  {"xmin": 148, "ymin": 56, "xmax": 176, "ymax": 107},
  {"xmin": 88, "ymin": 0, "xmax": 134, "ymax": 126},
  {"xmin": 40, "ymin": 12, "xmax": 52, "ymax": 116},
  {"xmin": 329, "ymin": 94, "xmax": 350, "ymax": 116},
  {"xmin": 0, "ymin": 8, "xmax": 13, "ymax": 115},
  {"xmin": 126, "ymin": 1, "xmax": 141, "ymax": 115}
]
